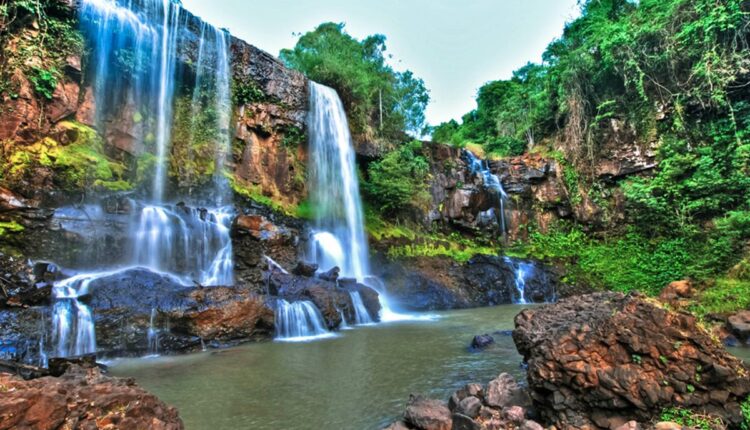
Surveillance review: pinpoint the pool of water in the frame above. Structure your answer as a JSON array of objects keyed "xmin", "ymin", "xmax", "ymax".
[{"xmin": 110, "ymin": 305, "xmax": 528, "ymax": 430}]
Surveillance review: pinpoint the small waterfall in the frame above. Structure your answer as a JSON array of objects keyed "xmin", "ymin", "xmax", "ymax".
[
  {"xmin": 338, "ymin": 308, "xmax": 350, "ymax": 329},
  {"xmin": 464, "ymin": 150, "xmax": 508, "ymax": 238},
  {"xmin": 307, "ymin": 83, "xmax": 369, "ymax": 281},
  {"xmin": 504, "ymin": 257, "xmax": 534, "ymax": 304},
  {"xmin": 349, "ymin": 291, "xmax": 374, "ymax": 325},
  {"xmin": 147, "ymin": 308, "xmax": 160, "ymax": 356},
  {"xmin": 51, "ymin": 273, "xmax": 100, "ymax": 358},
  {"xmin": 274, "ymin": 299, "xmax": 332, "ymax": 341}
]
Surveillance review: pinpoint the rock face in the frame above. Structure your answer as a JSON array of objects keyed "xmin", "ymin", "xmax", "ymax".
[
  {"xmin": 513, "ymin": 292, "xmax": 750, "ymax": 429},
  {"xmin": 375, "ymin": 254, "xmax": 561, "ymax": 311},
  {"xmin": 0, "ymin": 364, "xmax": 183, "ymax": 430}
]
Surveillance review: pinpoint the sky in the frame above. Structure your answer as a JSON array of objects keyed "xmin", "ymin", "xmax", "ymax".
[{"xmin": 181, "ymin": 0, "xmax": 580, "ymax": 126}]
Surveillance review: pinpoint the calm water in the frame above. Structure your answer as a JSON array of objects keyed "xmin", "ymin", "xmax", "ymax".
[{"xmin": 111, "ymin": 305, "xmax": 528, "ymax": 430}]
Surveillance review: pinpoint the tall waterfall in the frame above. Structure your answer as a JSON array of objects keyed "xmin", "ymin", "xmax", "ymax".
[
  {"xmin": 465, "ymin": 150, "xmax": 508, "ymax": 238},
  {"xmin": 47, "ymin": 0, "xmax": 236, "ymax": 359},
  {"xmin": 307, "ymin": 83, "xmax": 370, "ymax": 281}
]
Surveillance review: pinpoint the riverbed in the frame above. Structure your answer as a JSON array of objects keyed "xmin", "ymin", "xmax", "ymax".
[{"xmin": 111, "ymin": 305, "xmax": 528, "ymax": 430}]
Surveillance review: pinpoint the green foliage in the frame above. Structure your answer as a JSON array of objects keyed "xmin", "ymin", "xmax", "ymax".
[
  {"xmin": 233, "ymin": 78, "xmax": 267, "ymax": 105},
  {"xmin": 28, "ymin": 67, "xmax": 58, "ymax": 99},
  {"xmin": 0, "ymin": 221, "xmax": 24, "ymax": 237},
  {"xmin": 364, "ymin": 141, "xmax": 430, "ymax": 215},
  {"xmin": 280, "ymin": 22, "xmax": 429, "ymax": 139},
  {"xmin": 659, "ymin": 407, "xmax": 722, "ymax": 430},
  {"xmin": 741, "ymin": 397, "xmax": 750, "ymax": 430},
  {"xmin": 689, "ymin": 279, "xmax": 750, "ymax": 317}
]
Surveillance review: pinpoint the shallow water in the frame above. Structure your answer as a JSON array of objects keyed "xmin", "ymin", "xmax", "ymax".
[{"xmin": 111, "ymin": 305, "xmax": 528, "ymax": 430}]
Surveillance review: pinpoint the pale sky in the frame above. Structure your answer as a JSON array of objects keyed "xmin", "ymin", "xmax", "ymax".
[{"xmin": 181, "ymin": 0, "xmax": 580, "ymax": 126}]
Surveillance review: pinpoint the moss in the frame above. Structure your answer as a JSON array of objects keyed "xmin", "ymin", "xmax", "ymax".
[
  {"xmin": 228, "ymin": 173, "xmax": 304, "ymax": 218},
  {"xmin": 280, "ymin": 125, "xmax": 305, "ymax": 149},
  {"xmin": 365, "ymin": 207, "xmax": 499, "ymax": 263},
  {"xmin": 0, "ymin": 221, "xmax": 24, "ymax": 237},
  {"xmin": 2, "ymin": 121, "xmax": 132, "ymax": 191}
]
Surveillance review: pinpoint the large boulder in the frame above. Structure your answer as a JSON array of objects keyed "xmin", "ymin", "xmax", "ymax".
[
  {"xmin": 403, "ymin": 395, "xmax": 452, "ymax": 430},
  {"xmin": 513, "ymin": 292, "xmax": 750, "ymax": 429},
  {"xmin": 0, "ymin": 364, "xmax": 183, "ymax": 429}
]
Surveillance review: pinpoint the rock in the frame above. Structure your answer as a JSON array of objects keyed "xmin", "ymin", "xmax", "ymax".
[
  {"xmin": 614, "ymin": 421, "xmax": 642, "ymax": 430},
  {"xmin": 658, "ymin": 280, "xmax": 693, "ymax": 307},
  {"xmin": 470, "ymin": 334, "xmax": 495, "ymax": 351},
  {"xmin": 449, "ymin": 383, "xmax": 484, "ymax": 412},
  {"xmin": 404, "ymin": 395, "xmax": 453, "ymax": 430},
  {"xmin": 484, "ymin": 373, "xmax": 529, "ymax": 409},
  {"xmin": 653, "ymin": 423, "xmax": 682, "ymax": 430},
  {"xmin": 318, "ymin": 266, "xmax": 340, "ymax": 282},
  {"xmin": 456, "ymin": 396, "xmax": 482, "ymax": 418},
  {"xmin": 513, "ymin": 292, "xmax": 750, "ymax": 429},
  {"xmin": 520, "ymin": 420, "xmax": 544, "ymax": 430},
  {"xmin": 292, "ymin": 261, "xmax": 318, "ymax": 277},
  {"xmin": 728, "ymin": 310, "xmax": 750, "ymax": 343},
  {"xmin": 0, "ymin": 364, "xmax": 183, "ymax": 429},
  {"xmin": 451, "ymin": 413, "xmax": 481, "ymax": 430},
  {"xmin": 48, "ymin": 354, "xmax": 98, "ymax": 377},
  {"xmin": 0, "ymin": 187, "xmax": 31, "ymax": 212},
  {"xmin": 501, "ymin": 406, "xmax": 525, "ymax": 425},
  {"xmin": 383, "ymin": 421, "xmax": 412, "ymax": 430}
]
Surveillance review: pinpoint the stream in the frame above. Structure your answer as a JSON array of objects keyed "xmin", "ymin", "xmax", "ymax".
[{"xmin": 111, "ymin": 305, "xmax": 528, "ymax": 430}]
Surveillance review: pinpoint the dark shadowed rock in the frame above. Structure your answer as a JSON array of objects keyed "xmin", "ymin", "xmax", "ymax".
[
  {"xmin": 404, "ymin": 395, "xmax": 452, "ymax": 430},
  {"xmin": 728, "ymin": 310, "xmax": 750, "ymax": 343},
  {"xmin": 513, "ymin": 292, "xmax": 750, "ymax": 429},
  {"xmin": 292, "ymin": 261, "xmax": 318, "ymax": 277},
  {"xmin": 318, "ymin": 266, "xmax": 340, "ymax": 282},
  {"xmin": 470, "ymin": 334, "xmax": 495, "ymax": 351},
  {"xmin": 451, "ymin": 413, "xmax": 481, "ymax": 430}
]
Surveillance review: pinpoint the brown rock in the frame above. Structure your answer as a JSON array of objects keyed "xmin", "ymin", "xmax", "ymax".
[
  {"xmin": 501, "ymin": 406, "xmax": 525, "ymax": 425},
  {"xmin": 404, "ymin": 395, "xmax": 452, "ymax": 430},
  {"xmin": 0, "ymin": 365, "xmax": 183, "ymax": 429},
  {"xmin": 383, "ymin": 421, "xmax": 412, "ymax": 430},
  {"xmin": 653, "ymin": 423, "xmax": 682, "ymax": 430},
  {"xmin": 484, "ymin": 373, "xmax": 528, "ymax": 409},
  {"xmin": 451, "ymin": 413, "xmax": 482, "ymax": 430},
  {"xmin": 520, "ymin": 420, "xmax": 544, "ymax": 430},
  {"xmin": 456, "ymin": 396, "xmax": 482, "ymax": 418},
  {"xmin": 513, "ymin": 292, "xmax": 750, "ymax": 429},
  {"xmin": 614, "ymin": 421, "xmax": 642, "ymax": 430},
  {"xmin": 658, "ymin": 280, "xmax": 693, "ymax": 307},
  {"xmin": 728, "ymin": 310, "xmax": 750, "ymax": 342}
]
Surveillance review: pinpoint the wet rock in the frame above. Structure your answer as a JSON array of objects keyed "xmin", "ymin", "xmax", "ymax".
[
  {"xmin": 0, "ymin": 364, "xmax": 183, "ymax": 429},
  {"xmin": 292, "ymin": 261, "xmax": 318, "ymax": 277},
  {"xmin": 513, "ymin": 292, "xmax": 750, "ymax": 429},
  {"xmin": 502, "ymin": 406, "xmax": 525, "ymax": 425},
  {"xmin": 456, "ymin": 396, "xmax": 482, "ymax": 418},
  {"xmin": 47, "ymin": 354, "xmax": 99, "ymax": 377},
  {"xmin": 470, "ymin": 334, "xmax": 494, "ymax": 351},
  {"xmin": 318, "ymin": 266, "xmax": 340, "ymax": 282},
  {"xmin": 0, "ymin": 187, "xmax": 32, "ymax": 212},
  {"xmin": 451, "ymin": 413, "xmax": 481, "ymax": 430},
  {"xmin": 383, "ymin": 421, "xmax": 412, "ymax": 430},
  {"xmin": 404, "ymin": 395, "xmax": 452, "ymax": 430}
]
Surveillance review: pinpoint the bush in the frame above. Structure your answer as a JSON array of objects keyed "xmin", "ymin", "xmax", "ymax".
[{"xmin": 364, "ymin": 141, "xmax": 430, "ymax": 215}]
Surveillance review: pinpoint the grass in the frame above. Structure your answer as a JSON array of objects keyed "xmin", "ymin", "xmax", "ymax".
[
  {"xmin": 688, "ymin": 278, "xmax": 750, "ymax": 317},
  {"xmin": 227, "ymin": 173, "xmax": 311, "ymax": 219}
]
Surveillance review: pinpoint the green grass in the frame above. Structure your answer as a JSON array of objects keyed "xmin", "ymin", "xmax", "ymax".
[
  {"xmin": 688, "ymin": 278, "xmax": 750, "ymax": 317},
  {"xmin": 0, "ymin": 221, "xmax": 24, "ymax": 237},
  {"xmin": 659, "ymin": 407, "xmax": 722, "ymax": 430}
]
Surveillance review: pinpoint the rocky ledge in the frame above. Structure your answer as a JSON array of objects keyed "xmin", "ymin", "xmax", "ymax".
[
  {"xmin": 514, "ymin": 292, "xmax": 750, "ymax": 429},
  {"xmin": 0, "ymin": 360, "xmax": 183, "ymax": 430}
]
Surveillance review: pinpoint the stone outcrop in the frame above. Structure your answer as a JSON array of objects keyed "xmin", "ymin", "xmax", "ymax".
[
  {"xmin": 374, "ymin": 254, "xmax": 561, "ymax": 311},
  {"xmin": 513, "ymin": 292, "xmax": 750, "ymax": 429},
  {"xmin": 385, "ymin": 373, "xmax": 538, "ymax": 430},
  {"xmin": 0, "ymin": 363, "xmax": 183, "ymax": 430}
]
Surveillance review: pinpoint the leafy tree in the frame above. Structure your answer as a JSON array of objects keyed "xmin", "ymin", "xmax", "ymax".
[
  {"xmin": 364, "ymin": 141, "xmax": 431, "ymax": 215},
  {"xmin": 280, "ymin": 22, "xmax": 429, "ymax": 140}
]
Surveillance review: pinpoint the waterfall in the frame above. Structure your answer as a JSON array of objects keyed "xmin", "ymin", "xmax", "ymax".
[
  {"xmin": 274, "ymin": 300, "xmax": 333, "ymax": 341},
  {"xmin": 349, "ymin": 291, "xmax": 374, "ymax": 325},
  {"xmin": 51, "ymin": 273, "xmax": 101, "ymax": 357},
  {"xmin": 146, "ymin": 308, "xmax": 159, "ymax": 356},
  {"xmin": 464, "ymin": 150, "xmax": 508, "ymax": 238},
  {"xmin": 307, "ymin": 83, "xmax": 369, "ymax": 281},
  {"xmin": 504, "ymin": 257, "xmax": 534, "ymax": 304}
]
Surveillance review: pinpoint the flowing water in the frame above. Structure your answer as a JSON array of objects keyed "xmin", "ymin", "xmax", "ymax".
[
  {"xmin": 45, "ymin": 0, "xmax": 235, "ymax": 359},
  {"xmin": 465, "ymin": 150, "xmax": 508, "ymax": 238},
  {"xmin": 350, "ymin": 291, "xmax": 375, "ymax": 325},
  {"xmin": 504, "ymin": 257, "xmax": 534, "ymax": 305},
  {"xmin": 307, "ymin": 83, "xmax": 370, "ymax": 281},
  {"xmin": 274, "ymin": 299, "xmax": 334, "ymax": 341},
  {"xmin": 111, "ymin": 305, "xmax": 528, "ymax": 430}
]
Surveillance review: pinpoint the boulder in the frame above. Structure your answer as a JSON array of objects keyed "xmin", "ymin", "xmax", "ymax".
[
  {"xmin": 404, "ymin": 395, "xmax": 452, "ymax": 430},
  {"xmin": 470, "ymin": 334, "xmax": 495, "ymax": 351},
  {"xmin": 451, "ymin": 413, "xmax": 481, "ymax": 430},
  {"xmin": 484, "ymin": 373, "xmax": 529, "ymax": 409},
  {"xmin": 728, "ymin": 310, "xmax": 750, "ymax": 343},
  {"xmin": 658, "ymin": 280, "xmax": 693, "ymax": 308},
  {"xmin": 318, "ymin": 266, "xmax": 340, "ymax": 282},
  {"xmin": 292, "ymin": 261, "xmax": 318, "ymax": 277},
  {"xmin": 456, "ymin": 396, "xmax": 482, "ymax": 418},
  {"xmin": 0, "ymin": 364, "xmax": 183, "ymax": 429},
  {"xmin": 513, "ymin": 292, "xmax": 750, "ymax": 429}
]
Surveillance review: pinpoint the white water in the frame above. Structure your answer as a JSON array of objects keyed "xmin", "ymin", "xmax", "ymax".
[
  {"xmin": 51, "ymin": 273, "xmax": 102, "ymax": 357},
  {"xmin": 465, "ymin": 150, "xmax": 508, "ymax": 238},
  {"xmin": 349, "ymin": 291, "xmax": 374, "ymax": 325},
  {"xmin": 147, "ymin": 308, "xmax": 159, "ymax": 356},
  {"xmin": 274, "ymin": 300, "xmax": 335, "ymax": 342},
  {"xmin": 503, "ymin": 257, "xmax": 533, "ymax": 304}
]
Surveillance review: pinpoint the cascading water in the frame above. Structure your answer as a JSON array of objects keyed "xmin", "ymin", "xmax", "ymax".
[
  {"xmin": 503, "ymin": 257, "xmax": 532, "ymax": 304},
  {"xmin": 307, "ymin": 83, "xmax": 369, "ymax": 281},
  {"xmin": 51, "ymin": 273, "xmax": 101, "ymax": 358},
  {"xmin": 45, "ymin": 0, "xmax": 235, "ymax": 359},
  {"xmin": 464, "ymin": 150, "xmax": 508, "ymax": 238},
  {"xmin": 274, "ymin": 299, "xmax": 333, "ymax": 341},
  {"xmin": 307, "ymin": 83, "xmax": 414, "ymax": 322},
  {"xmin": 146, "ymin": 308, "xmax": 159, "ymax": 356},
  {"xmin": 349, "ymin": 291, "xmax": 374, "ymax": 325}
]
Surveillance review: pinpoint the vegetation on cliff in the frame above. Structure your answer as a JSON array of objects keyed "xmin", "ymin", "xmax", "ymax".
[
  {"xmin": 280, "ymin": 22, "xmax": 430, "ymax": 141},
  {"xmin": 435, "ymin": 0, "xmax": 750, "ymax": 294}
]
